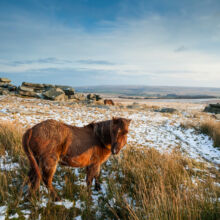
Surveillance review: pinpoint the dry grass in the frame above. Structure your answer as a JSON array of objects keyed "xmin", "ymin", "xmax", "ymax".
[
  {"xmin": 100, "ymin": 146, "xmax": 220, "ymax": 220},
  {"xmin": 0, "ymin": 122, "xmax": 219, "ymax": 219},
  {"xmin": 199, "ymin": 119, "xmax": 220, "ymax": 148},
  {"xmin": 0, "ymin": 122, "xmax": 24, "ymax": 157},
  {"xmin": 180, "ymin": 115, "xmax": 220, "ymax": 148}
]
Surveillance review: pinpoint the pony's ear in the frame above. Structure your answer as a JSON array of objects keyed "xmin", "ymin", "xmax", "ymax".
[
  {"xmin": 112, "ymin": 117, "xmax": 121, "ymax": 124},
  {"xmin": 88, "ymin": 121, "xmax": 95, "ymax": 128},
  {"xmin": 127, "ymin": 119, "xmax": 132, "ymax": 124}
]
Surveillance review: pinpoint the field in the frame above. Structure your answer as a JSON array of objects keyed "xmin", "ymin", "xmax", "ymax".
[
  {"xmin": 75, "ymin": 85, "xmax": 220, "ymax": 98},
  {"xmin": 0, "ymin": 95, "xmax": 219, "ymax": 219}
]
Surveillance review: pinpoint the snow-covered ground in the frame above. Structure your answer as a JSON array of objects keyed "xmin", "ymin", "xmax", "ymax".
[
  {"xmin": 0, "ymin": 95, "xmax": 219, "ymax": 219},
  {"xmin": 0, "ymin": 95, "xmax": 219, "ymax": 165}
]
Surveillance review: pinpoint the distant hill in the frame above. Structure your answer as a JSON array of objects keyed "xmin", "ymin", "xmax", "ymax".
[{"xmin": 75, "ymin": 85, "xmax": 220, "ymax": 98}]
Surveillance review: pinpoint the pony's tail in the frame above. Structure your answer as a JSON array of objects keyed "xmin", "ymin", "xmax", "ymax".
[{"xmin": 22, "ymin": 129, "xmax": 41, "ymax": 180}]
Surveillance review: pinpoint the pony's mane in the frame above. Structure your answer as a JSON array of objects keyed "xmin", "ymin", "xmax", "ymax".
[{"xmin": 91, "ymin": 120, "xmax": 112, "ymax": 147}]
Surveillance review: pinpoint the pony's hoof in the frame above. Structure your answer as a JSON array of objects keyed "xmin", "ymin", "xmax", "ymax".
[
  {"xmin": 54, "ymin": 196, "xmax": 61, "ymax": 202},
  {"xmin": 95, "ymin": 184, "xmax": 101, "ymax": 191},
  {"xmin": 50, "ymin": 192, "xmax": 61, "ymax": 201}
]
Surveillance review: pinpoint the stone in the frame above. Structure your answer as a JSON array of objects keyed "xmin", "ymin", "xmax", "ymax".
[
  {"xmin": 210, "ymin": 103, "xmax": 220, "ymax": 108},
  {"xmin": 87, "ymin": 93, "xmax": 96, "ymax": 100},
  {"xmin": 63, "ymin": 88, "xmax": 75, "ymax": 96},
  {"xmin": 204, "ymin": 103, "xmax": 220, "ymax": 114},
  {"xmin": 55, "ymin": 85, "xmax": 71, "ymax": 90},
  {"xmin": 95, "ymin": 94, "xmax": 102, "ymax": 101},
  {"xmin": 0, "ymin": 82, "xmax": 11, "ymax": 87},
  {"xmin": 18, "ymin": 90, "xmax": 38, "ymax": 97},
  {"xmin": 155, "ymin": 108, "xmax": 177, "ymax": 113},
  {"xmin": 19, "ymin": 86, "xmax": 34, "ymax": 92},
  {"xmin": 87, "ymin": 93, "xmax": 102, "ymax": 101},
  {"xmin": 0, "ymin": 82, "xmax": 17, "ymax": 91},
  {"xmin": 33, "ymin": 88, "xmax": 44, "ymax": 93},
  {"xmin": 55, "ymin": 85, "xmax": 75, "ymax": 95},
  {"xmin": 7, "ymin": 85, "xmax": 17, "ymax": 91},
  {"xmin": 73, "ymin": 93, "xmax": 85, "ymax": 101},
  {"xmin": 22, "ymin": 82, "xmax": 44, "ymax": 88},
  {"xmin": 0, "ymin": 78, "xmax": 11, "ymax": 83},
  {"xmin": 0, "ymin": 89, "xmax": 10, "ymax": 95},
  {"xmin": 43, "ymin": 84, "xmax": 55, "ymax": 89},
  {"xmin": 68, "ymin": 95, "xmax": 76, "ymax": 99},
  {"xmin": 43, "ymin": 88, "xmax": 65, "ymax": 101}
]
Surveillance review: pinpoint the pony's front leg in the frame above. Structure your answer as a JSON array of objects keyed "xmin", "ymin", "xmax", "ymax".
[
  {"xmin": 94, "ymin": 167, "xmax": 101, "ymax": 191},
  {"xmin": 86, "ymin": 164, "xmax": 101, "ymax": 191}
]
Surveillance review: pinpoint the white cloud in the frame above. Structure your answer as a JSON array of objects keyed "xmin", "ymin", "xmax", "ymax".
[{"xmin": 0, "ymin": 10, "xmax": 220, "ymax": 87}]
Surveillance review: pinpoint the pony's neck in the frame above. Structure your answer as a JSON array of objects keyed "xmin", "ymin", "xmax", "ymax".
[{"xmin": 95, "ymin": 120, "xmax": 112, "ymax": 147}]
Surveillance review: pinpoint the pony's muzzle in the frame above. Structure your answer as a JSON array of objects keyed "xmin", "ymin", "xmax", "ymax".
[{"xmin": 111, "ymin": 143, "xmax": 119, "ymax": 155}]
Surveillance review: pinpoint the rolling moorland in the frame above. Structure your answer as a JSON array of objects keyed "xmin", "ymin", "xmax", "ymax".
[
  {"xmin": 75, "ymin": 85, "xmax": 220, "ymax": 98},
  {"xmin": 0, "ymin": 93, "xmax": 219, "ymax": 219}
]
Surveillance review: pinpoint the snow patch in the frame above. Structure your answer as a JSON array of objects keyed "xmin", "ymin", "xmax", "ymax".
[{"xmin": 54, "ymin": 199, "xmax": 74, "ymax": 209}]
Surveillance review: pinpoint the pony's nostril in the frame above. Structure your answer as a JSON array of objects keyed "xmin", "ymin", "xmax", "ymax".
[{"xmin": 111, "ymin": 146, "xmax": 117, "ymax": 155}]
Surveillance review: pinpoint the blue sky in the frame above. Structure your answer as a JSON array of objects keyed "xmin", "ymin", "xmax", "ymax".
[{"xmin": 0, "ymin": 0, "xmax": 219, "ymax": 87}]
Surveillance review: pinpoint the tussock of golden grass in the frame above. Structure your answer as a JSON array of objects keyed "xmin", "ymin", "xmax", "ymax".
[
  {"xmin": 101, "ymin": 146, "xmax": 219, "ymax": 220},
  {"xmin": 180, "ymin": 121, "xmax": 196, "ymax": 130},
  {"xmin": 180, "ymin": 116, "xmax": 220, "ymax": 148},
  {"xmin": 0, "ymin": 122, "xmax": 24, "ymax": 157},
  {"xmin": 199, "ymin": 119, "xmax": 220, "ymax": 148}
]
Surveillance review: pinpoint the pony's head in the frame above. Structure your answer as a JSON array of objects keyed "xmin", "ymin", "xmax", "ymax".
[{"xmin": 110, "ymin": 117, "xmax": 131, "ymax": 155}]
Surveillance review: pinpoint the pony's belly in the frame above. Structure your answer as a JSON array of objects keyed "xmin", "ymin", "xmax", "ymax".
[
  {"xmin": 60, "ymin": 146, "xmax": 112, "ymax": 168},
  {"xmin": 60, "ymin": 153, "xmax": 92, "ymax": 168}
]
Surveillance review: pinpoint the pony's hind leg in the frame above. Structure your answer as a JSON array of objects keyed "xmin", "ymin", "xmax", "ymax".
[
  {"xmin": 41, "ymin": 154, "xmax": 60, "ymax": 201},
  {"xmin": 28, "ymin": 167, "xmax": 40, "ymax": 194}
]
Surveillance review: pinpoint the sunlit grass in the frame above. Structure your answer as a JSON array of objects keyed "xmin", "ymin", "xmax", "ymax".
[
  {"xmin": 199, "ymin": 119, "xmax": 220, "ymax": 148},
  {"xmin": 0, "ymin": 122, "xmax": 219, "ymax": 219}
]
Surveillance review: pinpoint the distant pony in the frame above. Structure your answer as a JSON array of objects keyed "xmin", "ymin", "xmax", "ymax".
[
  {"xmin": 104, "ymin": 99, "xmax": 115, "ymax": 105},
  {"xmin": 22, "ymin": 118, "xmax": 131, "ymax": 200}
]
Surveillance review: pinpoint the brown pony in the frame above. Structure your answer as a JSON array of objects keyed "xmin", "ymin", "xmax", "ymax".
[
  {"xmin": 104, "ymin": 99, "xmax": 115, "ymax": 105},
  {"xmin": 22, "ymin": 117, "xmax": 131, "ymax": 200}
]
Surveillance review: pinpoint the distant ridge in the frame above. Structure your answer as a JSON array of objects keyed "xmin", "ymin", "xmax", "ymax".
[{"xmin": 75, "ymin": 85, "xmax": 220, "ymax": 98}]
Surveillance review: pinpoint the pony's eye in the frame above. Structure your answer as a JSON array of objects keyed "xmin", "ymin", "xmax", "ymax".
[{"xmin": 120, "ymin": 130, "xmax": 128, "ymax": 135}]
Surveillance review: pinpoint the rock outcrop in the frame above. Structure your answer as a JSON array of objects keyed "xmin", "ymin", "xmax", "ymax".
[
  {"xmin": 0, "ymin": 78, "xmax": 17, "ymax": 95},
  {"xmin": 0, "ymin": 78, "xmax": 102, "ymax": 102},
  {"xmin": 87, "ymin": 93, "xmax": 102, "ymax": 101},
  {"xmin": 70, "ymin": 93, "xmax": 85, "ymax": 101},
  {"xmin": 0, "ymin": 78, "xmax": 11, "ymax": 83},
  {"xmin": 18, "ymin": 90, "xmax": 38, "ymax": 98},
  {"xmin": 43, "ymin": 88, "xmax": 66, "ymax": 101},
  {"xmin": 0, "ymin": 88, "xmax": 10, "ymax": 95},
  {"xmin": 19, "ymin": 82, "xmax": 75, "ymax": 101},
  {"xmin": 155, "ymin": 108, "xmax": 177, "ymax": 113},
  {"xmin": 204, "ymin": 103, "xmax": 220, "ymax": 114},
  {"xmin": 22, "ymin": 82, "xmax": 45, "ymax": 89}
]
